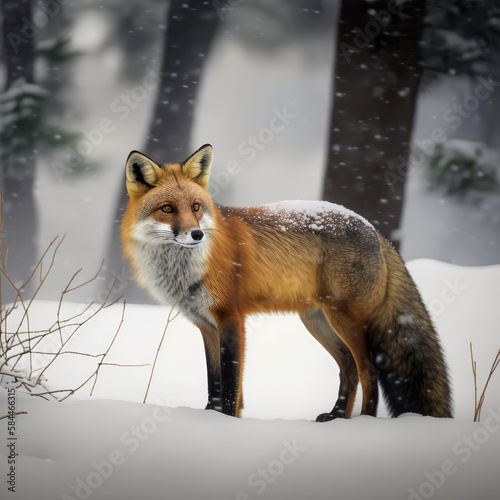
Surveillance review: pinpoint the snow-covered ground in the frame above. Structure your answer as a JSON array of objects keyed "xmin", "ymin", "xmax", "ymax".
[{"xmin": 1, "ymin": 260, "xmax": 499, "ymax": 499}]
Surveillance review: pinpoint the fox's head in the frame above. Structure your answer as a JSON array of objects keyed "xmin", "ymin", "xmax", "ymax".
[{"xmin": 124, "ymin": 144, "xmax": 215, "ymax": 248}]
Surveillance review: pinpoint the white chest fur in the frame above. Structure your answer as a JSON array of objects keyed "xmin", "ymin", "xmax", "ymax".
[{"xmin": 132, "ymin": 239, "xmax": 216, "ymax": 330}]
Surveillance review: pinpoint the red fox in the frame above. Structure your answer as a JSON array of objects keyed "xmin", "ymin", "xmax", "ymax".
[{"xmin": 121, "ymin": 144, "xmax": 452, "ymax": 420}]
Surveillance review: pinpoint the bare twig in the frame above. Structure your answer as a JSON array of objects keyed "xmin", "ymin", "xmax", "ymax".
[
  {"xmin": 1, "ymin": 236, "xmax": 65, "ymax": 372},
  {"xmin": 0, "ymin": 235, "xmax": 150, "ymax": 403},
  {"xmin": 0, "ymin": 411, "xmax": 27, "ymax": 420},
  {"xmin": 0, "ymin": 191, "xmax": 3, "ymax": 340},
  {"xmin": 143, "ymin": 302, "xmax": 178, "ymax": 403},
  {"xmin": 34, "ymin": 272, "xmax": 121, "ymax": 386},
  {"xmin": 470, "ymin": 343, "xmax": 500, "ymax": 422},
  {"xmin": 470, "ymin": 343, "xmax": 478, "ymax": 421},
  {"xmin": 89, "ymin": 300, "xmax": 127, "ymax": 397}
]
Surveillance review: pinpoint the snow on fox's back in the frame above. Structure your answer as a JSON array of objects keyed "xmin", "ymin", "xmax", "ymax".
[{"xmin": 243, "ymin": 199, "xmax": 375, "ymax": 234}]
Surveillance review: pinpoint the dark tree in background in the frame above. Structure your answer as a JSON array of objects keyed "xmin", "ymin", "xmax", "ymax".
[
  {"xmin": 420, "ymin": 0, "xmax": 500, "ymax": 197},
  {"xmin": 1, "ymin": 0, "xmax": 34, "ymax": 88},
  {"xmin": 1, "ymin": 0, "xmax": 73, "ymax": 291},
  {"xmin": 422, "ymin": 0, "xmax": 500, "ymax": 149},
  {"xmin": 0, "ymin": 0, "xmax": 38, "ymax": 288},
  {"xmin": 323, "ymin": 0, "xmax": 426, "ymax": 249},
  {"xmin": 108, "ymin": 0, "xmax": 220, "ymax": 300},
  {"xmin": 145, "ymin": 0, "xmax": 220, "ymax": 162}
]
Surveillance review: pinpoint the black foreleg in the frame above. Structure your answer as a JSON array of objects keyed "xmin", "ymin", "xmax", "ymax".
[
  {"xmin": 200, "ymin": 325, "xmax": 221, "ymax": 411},
  {"xmin": 219, "ymin": 318, "xmax": 244, "ymax": 417}
]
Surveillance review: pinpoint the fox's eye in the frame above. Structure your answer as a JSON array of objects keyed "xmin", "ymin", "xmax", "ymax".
[
  {"xmin": 193, "ymin": 203, "xmax": 201, "ymax": 212},
  {"xmin": 161, "ymin": 204, "xmax": 174, "ymax": 213}
]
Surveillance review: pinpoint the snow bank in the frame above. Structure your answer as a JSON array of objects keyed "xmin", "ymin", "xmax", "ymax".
[
  {"xmin": 6, "ymin": 397, "xmax": 500, "ymax": 500},
  {"xmin": 0, "ymin": 259, "xmax": 499, "ymax": 500}
]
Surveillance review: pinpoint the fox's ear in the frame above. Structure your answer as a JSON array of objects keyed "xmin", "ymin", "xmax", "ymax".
[
  {"xmin": 125, "ymin": 151, "xmax": 162, "ymax": 195},
  {"xmin": 181, "ymin": 144, "xmax": 213, "ymax": 188}
]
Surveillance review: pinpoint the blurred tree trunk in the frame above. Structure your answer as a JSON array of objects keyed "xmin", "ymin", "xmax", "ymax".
[
  {"xmin": 323, "ymin": 0, "xmax": 426, "ymax": 249},
  {"xmin": 2, "ymin": 0, "xmax": 35, "ymax": 87},
  {"xmin": 1, "ymin": 0, "xmax": 37, "ymax": 291},
  {"xmin": 145, "ymin": 0, "xmax": 220, "ymax": 162},
  {"xmin": 108, "ymin": 1, "xmax": 220, "ymax": 302}
]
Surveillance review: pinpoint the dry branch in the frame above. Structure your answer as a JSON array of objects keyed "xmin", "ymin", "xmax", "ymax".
[
  {"xmin": 0, "ymin": 411, "xmax": 27, "ymax": 420},
  {"xmin": 143, "ymin": 301, "xmax": 179, "ymax": 403},
  {"xmin": 0, "ymin": 235, "xmax": 145, "ymax": 402},
  {"xmin": 470, "ymin": 343, "xmax": 500, "ymax": 422}
]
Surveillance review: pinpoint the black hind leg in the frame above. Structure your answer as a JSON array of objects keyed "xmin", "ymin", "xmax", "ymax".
[{"xmin": 300, "ymin": 309, "xmax": 359, "ymax": 420}]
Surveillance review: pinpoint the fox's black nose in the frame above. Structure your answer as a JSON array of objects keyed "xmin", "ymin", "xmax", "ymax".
[{"xmin": 191, "ymin": 229, "xmax": 204, "ymax": 241}]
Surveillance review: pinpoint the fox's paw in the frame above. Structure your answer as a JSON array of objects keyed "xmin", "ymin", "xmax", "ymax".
[
  {"xmin": 316, "ymin": 410, "xmax": 346, "ymax": 422},
  {"xmin": 205, "ymin": 399, "xmax": 222, "ymax": 412}
]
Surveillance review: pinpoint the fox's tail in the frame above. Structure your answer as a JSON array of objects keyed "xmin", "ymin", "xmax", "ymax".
[{"xmin": 368, "ymin": 237, "xmax": 453, "ymax": 418}]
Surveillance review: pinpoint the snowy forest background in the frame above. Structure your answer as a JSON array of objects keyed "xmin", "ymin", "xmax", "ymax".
[
  {"xmin": 1, "ymin": 2, "xmax": 500, "ymax": 499},
  {"xmin": 1, "ymin": 0, "xmax": 499, "ymax": 304}
]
